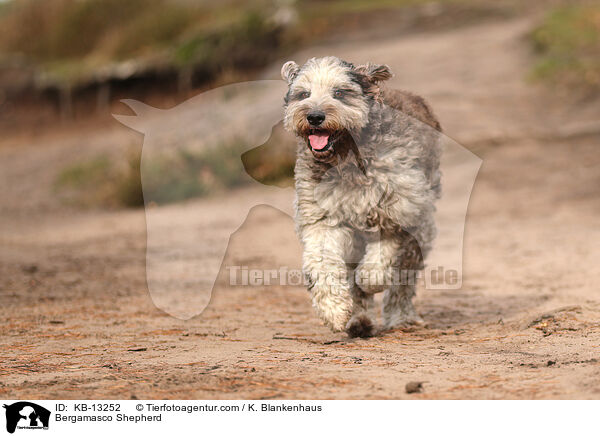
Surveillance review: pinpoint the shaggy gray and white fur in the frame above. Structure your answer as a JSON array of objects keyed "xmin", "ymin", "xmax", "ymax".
[{"xmin": 282, "ymin": 56, "xmax": 441, "ymax": 337}]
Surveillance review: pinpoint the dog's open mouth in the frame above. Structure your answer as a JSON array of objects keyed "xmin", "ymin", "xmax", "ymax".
[{"xmin": 306, "ymin": 129, "xmax": 342, "ymax": 155}]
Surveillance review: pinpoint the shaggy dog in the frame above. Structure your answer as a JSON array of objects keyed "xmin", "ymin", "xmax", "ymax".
[{"xmin": 281, "ymin": 56, "xmax": 441, "ymax": 337}]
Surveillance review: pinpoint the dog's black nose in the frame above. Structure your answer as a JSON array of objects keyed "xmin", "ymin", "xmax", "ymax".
[{"xmin": 307, "ymin": 111, "xmax": 325, "ymax": 126}]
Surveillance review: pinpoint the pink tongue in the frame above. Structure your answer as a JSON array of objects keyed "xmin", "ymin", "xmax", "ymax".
[{"xmin": 308, "ymin": 133, "xmax": 330, "ymax": 150}]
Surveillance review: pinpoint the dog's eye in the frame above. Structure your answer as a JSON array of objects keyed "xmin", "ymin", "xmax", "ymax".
[
  {"xmin": 297, "ymin": 91, "xmax": 310, "ymax": 100},
  {"xmin": 333, "ymin": 89, "xmax": 345, "ymax": 99}
]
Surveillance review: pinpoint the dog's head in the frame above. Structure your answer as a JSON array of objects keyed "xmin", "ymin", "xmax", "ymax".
[{"xmin": 281, "ymin": 56, "xmax": 392, "ymax": 163}]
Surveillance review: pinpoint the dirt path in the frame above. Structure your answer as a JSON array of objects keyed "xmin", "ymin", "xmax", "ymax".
[{"xmin": 2, "ymin": 17, "xmax": 600, "ymax": 399}]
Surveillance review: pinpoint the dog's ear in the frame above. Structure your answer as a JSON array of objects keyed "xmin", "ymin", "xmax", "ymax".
[
  {"xmin": 281, "ymin": 61, "xmax": 300, "ymax": 85},
  {"xmin": 355, "ymin": 63, "xmax": 393, "ymax": 83}
]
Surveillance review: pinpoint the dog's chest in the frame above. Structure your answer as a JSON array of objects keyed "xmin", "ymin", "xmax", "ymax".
[{"xmin": 315, "ymin": 165, "xmax": 401, "ymax": 232}]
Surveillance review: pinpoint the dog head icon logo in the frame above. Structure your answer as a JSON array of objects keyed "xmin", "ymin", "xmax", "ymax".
[{"xmin": 3, "ymin": 402, "xmax": 50, "ymax": 434}]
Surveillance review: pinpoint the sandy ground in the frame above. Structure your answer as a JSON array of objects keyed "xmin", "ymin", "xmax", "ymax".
[{"xmin": 1, "ymin": 17, "xmax": 600, "ymax": 399}]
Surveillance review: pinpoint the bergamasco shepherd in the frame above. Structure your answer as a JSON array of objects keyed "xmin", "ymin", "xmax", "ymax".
[{"xmin": 282, "ymin": 56, "xmax": 441, "ymax": 337}]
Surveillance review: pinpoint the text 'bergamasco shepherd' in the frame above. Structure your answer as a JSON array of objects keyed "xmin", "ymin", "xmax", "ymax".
[{"xmin": 282, "ymin": 56, "xmax": 441, "ymax": 337}]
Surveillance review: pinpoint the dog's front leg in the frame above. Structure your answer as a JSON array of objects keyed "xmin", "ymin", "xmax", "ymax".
[{"xmin": 301, "ymin": 224, "xmax": 354, "ymax": 332}]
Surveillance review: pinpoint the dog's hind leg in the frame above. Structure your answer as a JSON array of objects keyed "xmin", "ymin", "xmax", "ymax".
[
  {"xmin": 382, "ymin": 232, "xmax": 426, "ymax": 330},
  {"xmin": 382, "ymin": 283, "xmax": 424, "ymax": 330}
]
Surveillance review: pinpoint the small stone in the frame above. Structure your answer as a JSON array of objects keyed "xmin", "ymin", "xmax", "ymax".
[
  {"xmin": 405, "ymin": 381, "xmax": 424, "ymax": 394},
  {"xmin": 22, "ymin": 264, "xmax": 38, "ymax": 274}
]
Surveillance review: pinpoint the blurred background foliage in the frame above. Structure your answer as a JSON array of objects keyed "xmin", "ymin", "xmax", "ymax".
[
  {"xmin": 1, "ymin": 0, "xmax": 597, "ymax": 208},
  {"xmin": 0, "ymin": 0, "xmax": 529, "ymax": 92},
  {"xmin": 530, "ymin": 3, "xmax": 600, "ymax": 91},
  {"xmin": 0, "ymin": 0, "xmax": 290, "ymax": 87},
  {"xmin": 54, "ymin": 125, "xmax": 296, "ymax": 208},
  {"xmin": 1, "ymin": 0, "xmax": 597, "ymax": 97},
  {"xmin": 0, "ymin": 0, "xmax": 447, "ymax": 88}
]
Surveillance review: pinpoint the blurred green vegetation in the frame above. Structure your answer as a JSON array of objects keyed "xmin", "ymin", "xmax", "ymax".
[
  {"xmin": 54, "ymin": 138, "xmax": 295, "ymax": 208},
  {"xmin": 0, "ymin": 0, "xmax": 472, "ymax": 86},
  {"xmin": 55, "ymin": 153, "xmax": 127, "ymax": 207},
  {"xmin": 0, "ymin": 0, "xmax": 283, "ymax": 84},
  {"xmin": 530, "ymin": 4, "xmax": 600, "ymax": 91}
]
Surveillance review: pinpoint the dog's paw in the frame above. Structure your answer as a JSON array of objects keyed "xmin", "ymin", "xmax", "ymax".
[
  {"xmin": 346, "ymin": 314, "xmax": 375, "ymax": 338},
  {"xmin": 324, "ymin": 308, "xmax": 353, "ymax": 332},
  {"xmin": 355, "ymin": 263, "xmax": 392, "ymax": 294},
  {"xmin": 383, "ymin": 312, "xmax": 425, "ymax": 331}
]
